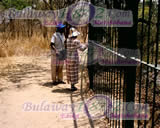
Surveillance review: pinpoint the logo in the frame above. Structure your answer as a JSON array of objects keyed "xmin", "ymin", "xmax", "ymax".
[
  {"xmin": 67, "ymin": 1, "xmax": 95, "ymax": 26},
  {"xmin": 85, "ymin": 94, "xmax": 112, "ymax": 120},
  {"xmin": 1, "ymin": 2, "xmax": 133, "ymax": 27},
  {"xmin": 22, "ymin": 94, "xmax": 149, "ymax": 120}
]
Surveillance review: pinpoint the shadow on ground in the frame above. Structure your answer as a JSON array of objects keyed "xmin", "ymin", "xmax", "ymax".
[
  {"xmin": 42, "ymin": 82, "xmax": 54, "ymax": 88},
  {"xmin": 52, "ymin": 88, "xmax": 71, "ymax": 93},
  {"xmin": 1, "ymin": 63, "xmax": 50, "ymax": 89}
]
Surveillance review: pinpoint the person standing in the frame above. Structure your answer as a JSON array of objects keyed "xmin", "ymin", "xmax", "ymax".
[
  {"xmin": 50, "ymin": 23, "xmax": 66, "ymax": 85},
  {"xmin": 66, "ymin": 28, "xmax": 88, "ymax": 91}
]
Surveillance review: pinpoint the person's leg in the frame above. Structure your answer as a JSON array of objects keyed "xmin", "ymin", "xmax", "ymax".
[
  {"xmin": 69, "ymin": 61, "xmax": 79, "ymax": 91},
  {"xmin": 71, "ymin": 84, "xmax": 77, "ymax": 91},
  {"xmin": 70, "ymin": 62, "xmax": 79, "ymax": 90},
  {"xmin": 51, "ymin": 54, "xmax": 58, "ymax": 85},
  {"xmin": 57, "ymin": 60, "xmax": 66, "ymax": 84},
  {"xmin": 66, "ymin": 60, "xmax": 70, "ymax": 84}
]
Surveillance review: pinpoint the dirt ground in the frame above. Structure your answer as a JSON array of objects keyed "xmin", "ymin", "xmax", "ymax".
[{"xmin": 0, "ymin": 55, "xmax": 108, "ymax": 128}]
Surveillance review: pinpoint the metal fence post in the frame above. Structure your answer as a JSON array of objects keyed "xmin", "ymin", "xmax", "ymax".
[{"xmin": 118, "ymin": 0, "xmax": 139, "ymax": 127}]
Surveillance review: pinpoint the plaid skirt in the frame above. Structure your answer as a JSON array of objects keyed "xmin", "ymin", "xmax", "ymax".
[{"xmin": 66, "ymin": 51, "xmax": 79, "ymax": 85}]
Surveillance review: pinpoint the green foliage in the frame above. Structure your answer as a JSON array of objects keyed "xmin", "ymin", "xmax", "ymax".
[{"xmin": 0, "ymin": 0, "xmax": 32, "ymax": 10}]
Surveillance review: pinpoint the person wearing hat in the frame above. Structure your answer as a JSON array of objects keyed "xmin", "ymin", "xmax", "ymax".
[
  {"xmin": 50, "ymin": 23, "xmax": 66, "ymax": 85},
  {"xmin": 66, "ymin": 28, "xmax": 88, "ymax": 91}
]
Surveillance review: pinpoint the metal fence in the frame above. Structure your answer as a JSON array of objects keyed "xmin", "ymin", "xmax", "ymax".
[{"xmin": 88, "ymin": 0, "xmax": 160, "ymax": 128}]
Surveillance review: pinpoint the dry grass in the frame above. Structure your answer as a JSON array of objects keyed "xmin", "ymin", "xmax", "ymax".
[
  {"xmin": 0, "ymin": 34, "xmax": 50, "ymax": 57},
  {"xmin": 0, "ymin": 25, "xmax": 88, "ymax": 73},
  {"xmin": 0, "ymin": 26, "xmax": 88, "ymax": 58}
]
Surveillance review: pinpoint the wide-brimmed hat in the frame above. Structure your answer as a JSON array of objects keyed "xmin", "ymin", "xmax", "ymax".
[
  {"xmin": 69, "ymin": 28, "xmax": 80, "ymax": 37},
  {"xmin": 70, "ymin": 27, "xmax": 76, "ymax": 32},
  {"xmin": 69, "ymin": 31, "xmax": 80, "ymax": 37}
]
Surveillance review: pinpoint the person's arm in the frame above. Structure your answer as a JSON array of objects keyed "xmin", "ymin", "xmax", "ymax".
[
  {"xmin": 50, "ymin": 35, "xmax": 58, "ymax": 54},
  {"xmin": 50, "ymin": 43, "xmax": 56, "ymax": 51},
  {"xmin": 76, "ymin": 40, "xmax": 88, "ymax": 51}
]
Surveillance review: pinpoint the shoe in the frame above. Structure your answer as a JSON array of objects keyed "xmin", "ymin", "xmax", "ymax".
[
  {"xmin": 58, "ymin": 81, "xmax": 66, "ymax": 84},
  {"xmin": 71, "ymin": 86, "xmax": 77, "ymax": 91}
]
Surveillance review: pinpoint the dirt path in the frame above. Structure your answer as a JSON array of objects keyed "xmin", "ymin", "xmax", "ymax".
[{"xmin": 0, "ymin": 55, "xmax": 107, "ymax": 128}]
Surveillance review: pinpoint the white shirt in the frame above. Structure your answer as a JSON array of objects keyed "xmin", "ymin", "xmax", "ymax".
[{"xmin": 51, "ymin": 32, "xmax": 65, "ymax": 52}]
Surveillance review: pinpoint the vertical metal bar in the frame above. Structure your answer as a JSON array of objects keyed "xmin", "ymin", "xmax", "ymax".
[
  {"xmin": 152, "ymin": 0, "xmax": 160, "ymax": 127},
  {"xmin": 115, "ymin": 28, "xmax": 117, "ymax": 49},
  {"xmin": 101, "ymin": 68, "xmax": 104, "ymax": 95},
  {"xmin": 104, "ymin": 70, "xmax": 107, "ymax": 94},
  {"xmin": 112, "ymin": 28, "xmax": 114, "ymax": 49},
  {"xmin": 125, "ymin": 66, "xmax": 137, "ymax": 128},
  {"xmin": 122, "ymin": 68, "xmax": 126, "ymax": 128},
  {"xmin": 112, "ymin": 68, "xmax": 116, "ymax": 128},
  {"xmin": 93, "ymin": 73, "xmax": 95, "ymax": 91},
  {"xmin": 95, "ymin": 73, "xmax": 97, "ymax": 93},
  {"xmin": 104, "ymin": 71, "xmax": 106, "ymax": 118},
  {"xmin": 151, "ymin": 37, "xmax": 154, "ymax": 65},
  {"xmin": 88, "ymin": 0, "xmax": 97, "ymax": 90},
  {"xmin": 123, "ymin": 0, "xmax": 139, "ymax": 127},
  {"xmin": 107, "ymin": 68, "xmax": 111, "ymax": 127},
  {"xmin": 110, "ymin": 68, "xmax": 113, "ymax": 127},
  {"xmin": 138, "ymin": 0, "xmax": 145, "ymax": 127},
  {"xmin": 88, "ymin": 25, "xmax": 94, "ymax": 89},
  {"xmin": 116, "ymin": 68, "xmax": 119, "ymax": 127},
  {"xmin": 144, "ymin": 0, "xmax": 152, "ymax": 127},
  {"xmin": 107, "ymin": 68, "xmax": 109, "ymax": 93},
  {"xmin": 119, "ymin": 68, "xmax": 122, "ymax": 128},
  {"xmin": 114, "ymin": 26, "xmax": 118, "ymax": 127},
  {"xmin": 109, "ymin": 68, "xmax": 112, "ymax": 127}
]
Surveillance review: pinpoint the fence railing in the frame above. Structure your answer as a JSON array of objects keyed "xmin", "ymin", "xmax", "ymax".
[{"xmin": 88, "ymin": 0, "xmax": 160, "ymax": 128}]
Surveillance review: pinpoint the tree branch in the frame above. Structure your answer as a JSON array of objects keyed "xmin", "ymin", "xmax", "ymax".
[{"xmin": 42, "ymin": 0, "xmax": 53, "ymax": 10}]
